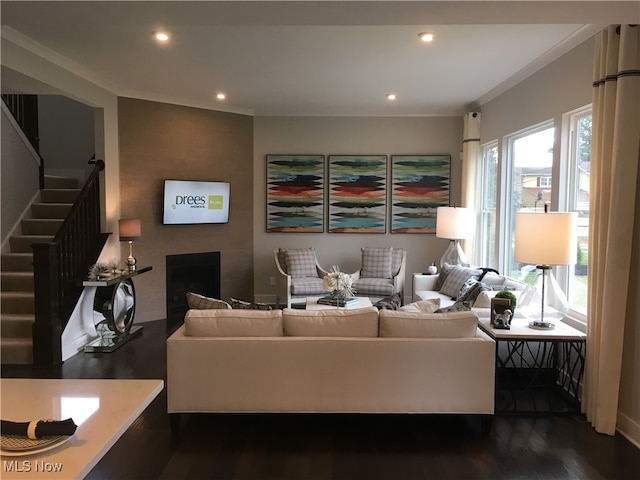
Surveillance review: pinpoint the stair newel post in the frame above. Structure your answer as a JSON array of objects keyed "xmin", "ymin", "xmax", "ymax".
[{"xmin": 32, "ymin": 242, "xmax": 63, "ymax": 366}]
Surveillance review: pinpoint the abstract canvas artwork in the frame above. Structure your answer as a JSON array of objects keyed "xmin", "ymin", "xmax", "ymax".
[
  {"xmin": 328, "ymin": 155, "xmax": 387, "ymax": 233},
  {"xmin": 266, "ymin": 155, "xmax": 325, "ymax": 233},
  {"xmin": 391, "ymin": 155, "xmax": 451, "ymax": 233}
]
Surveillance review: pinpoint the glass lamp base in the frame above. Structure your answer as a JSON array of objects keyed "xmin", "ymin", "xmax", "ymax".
[{"xmin": 439, "ymin": 239, "xmax": 470, "ymax": 268}]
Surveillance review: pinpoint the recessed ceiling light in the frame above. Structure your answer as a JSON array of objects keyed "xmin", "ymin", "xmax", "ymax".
[
  {"xmin": 418, "ymin": 32, "xmax": 434, "ymax": 43},
  {"xmin": 216, "ymin": 93, "xmax": 226, "ymax": 101},
  {"xmin": 386, "ymin": 93, "xmax": 397, "ymax": 101},
  {"xmin": 153, "ymin": 31, "xmax": 170, "ymax": 42}
]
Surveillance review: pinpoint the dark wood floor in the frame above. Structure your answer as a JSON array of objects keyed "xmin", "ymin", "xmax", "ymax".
[{"xmin": 3, "ymin": 319, "xmax": 639, "ymax": 480}]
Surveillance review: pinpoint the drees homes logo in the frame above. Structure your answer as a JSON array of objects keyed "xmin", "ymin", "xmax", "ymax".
[{"xmin": 171, "ymin": 195, "xmax": 224, "ymax": 210}]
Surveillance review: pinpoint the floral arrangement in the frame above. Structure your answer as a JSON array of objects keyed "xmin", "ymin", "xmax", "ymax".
[{"xmin": 323, "ymin": 265, "xmax": 356, "ymax": 299}]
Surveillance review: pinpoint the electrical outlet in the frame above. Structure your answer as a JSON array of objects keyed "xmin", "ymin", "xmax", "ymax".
[{"xmin": 269, "ymin": 277, "xmax": 276, "ymax": 286}]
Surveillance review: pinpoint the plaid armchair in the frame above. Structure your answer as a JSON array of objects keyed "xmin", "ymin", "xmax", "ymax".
[
  {"xmin": 352, "ymin": 247, "xmax": 406, "ymax": 304},
  {"xmin": 273, "ymin": 248, "xmax": 330, "ymax": 308}
]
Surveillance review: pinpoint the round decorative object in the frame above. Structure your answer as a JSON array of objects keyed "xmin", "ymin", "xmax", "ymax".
[
  {"xmin": 427, "ymin": 264, "xmax": 438, "ymax": 275},
  {"xmin": 93, "ymin": 278, "xmax": 136, "ymax": 335}
]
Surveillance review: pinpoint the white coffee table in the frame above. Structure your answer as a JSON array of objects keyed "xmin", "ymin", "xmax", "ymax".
[
  {"xmin": 305, "ymin": 296, "xmax": 373, "ymax": 310},
  {"xmin": 0, "ymin": 378, "xmax": 163, "ymax": 479}
]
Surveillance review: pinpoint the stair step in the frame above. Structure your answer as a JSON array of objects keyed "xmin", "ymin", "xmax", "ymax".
[
  {"xmin": 44, "ymin": 175, "xmax": 79, "ymax": 189},
  {"xmin": 31, "ymin": 202, "xmax": 72, "ymax": 219},
  {"xmin": 9, "ymin": 235, "xmax": 55, "ymax": 253},
  {"xmin": 0, "ymin": 314, "xmax": 34, "ymax": 338},
  {"xmin": 0, "ymin": 338, "xmax": 33, "ymax": 365},
  {"xmin": 40, "ymin": 188, "xmax": 81, "ymax": 204},
  {"xmin": 1, "ymin": 292, "xmax": 35, "ymax": 314},
  {"xmin": 21, "ymin": 218, "xmax": 63, "ymax": 235},
  {"xmin": 1, "ymin": 272, "xmax": 34, "ymax": 292},
  {"xmin": 1, "ymin": 253, "xmax": 34, "ymax": 272}
]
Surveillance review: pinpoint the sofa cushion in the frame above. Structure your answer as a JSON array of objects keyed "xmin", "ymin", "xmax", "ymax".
[
  {"xmin": 373, "ymin": 293, "xmax": 403, "ymax": 310},
  {"xmin": 378, "ymin": 310, "xmax": 479, "ymax": 338},
  {"xmin": 360, "ymin": 247, "xmax": 393, "ymax": 279},
  {"xmin": 399, "ymin": 298, "xmax": 441, "ymax": 313},
  {"xmin": 353, "ymin": 277, "xmax": 395, "ymax": 296},
  {"xmin": 186, "ymin": 292, "xmax": 231, "ymax": 310},
  {"xmin": 282, "ymin": 307, "xmax": 379, "ymax": 337},
  {"xmin": 439, "ymin": 265, "xmax": 482, "ymax": 298},
  {"xmin": 185, "ymin": 309, "xmax": 283, "ymax": 337},
  {"xmin": 284, "ymin": 248, "xmax": 318, "ymax": 278}
]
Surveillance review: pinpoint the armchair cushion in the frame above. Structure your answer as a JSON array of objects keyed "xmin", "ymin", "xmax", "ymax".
[
  {"xmin": 360, "ymin": 247, "xmax": 393, "ymax": 279},
  {"xmin": 290, "ymin": 277, "xmax": 326, "ymax": 295},
  {"xmin": 283, "ymin": 248, "xmax": 318, "ymax": 278},
  {"xmin": 353, "ymin": 277, "xmax": 395, "ymax": 296}
]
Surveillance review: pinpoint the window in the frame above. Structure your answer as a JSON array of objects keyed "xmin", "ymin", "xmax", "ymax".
[
  {"xmin": 474, "ymin": 108, "xmax": 591, "ymax": 323},
  {"xmin": 562, "ymin": 107, "xmax": 591, "ymax": 315},
  {"xmin": 477, "ymin": 142, "xmax": 498, "ymax": 268},
  {"xmin": 506, "ymin": 123, "xmax": 555, "ymax": 278}
]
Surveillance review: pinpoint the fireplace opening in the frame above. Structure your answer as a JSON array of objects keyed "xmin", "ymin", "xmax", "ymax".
[{"xmin": 166, "ymin": 251, "xmax": 220, "ymax": 335}]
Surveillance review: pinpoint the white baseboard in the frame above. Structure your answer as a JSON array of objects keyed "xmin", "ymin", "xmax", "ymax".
[{"xmin": 617, "ymin": 410, "xmax": 640, "ymax": 449}]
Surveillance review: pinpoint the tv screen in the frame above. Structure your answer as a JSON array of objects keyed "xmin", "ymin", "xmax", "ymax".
[{"xmin": 163, "ymin": 180, "xmax": 230, "ymax": 225}]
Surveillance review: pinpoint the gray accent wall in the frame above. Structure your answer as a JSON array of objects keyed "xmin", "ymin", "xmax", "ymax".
[{"xmin": 252, "ymin": 115, "xmax": 464, "ymax": 304}]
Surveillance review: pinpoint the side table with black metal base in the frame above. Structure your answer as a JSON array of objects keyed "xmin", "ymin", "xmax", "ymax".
[
  {"xmin": 82, "ymin": 266, "xmax": 152, "ymax": 353},
  {"xmin": 478, "ymin": 314, "xmax": 586, "ymax": 415}
]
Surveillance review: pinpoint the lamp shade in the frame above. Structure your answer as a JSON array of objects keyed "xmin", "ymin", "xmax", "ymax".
[
  {"xmin": 118, "ymin": 219, "xmax": 141, "ymax": 242},
  {"xmin": 436, "ymin": 207, "xmax": 472, "ymax": 240},
  {"xmin": 515, "ymin": 212, "xmax": 577, "ymax": 265}
]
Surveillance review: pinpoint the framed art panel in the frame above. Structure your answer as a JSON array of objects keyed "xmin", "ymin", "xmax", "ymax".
[
  {"xmin": 266, "ymin": 155, "xmax": 325, "ymax": 233},
  {"xmin": 328, "ymin": 155, "xmax": 387, "ymax": 233},
  {"xmin": 391, "ymin": 155, "xmax": 451, "ymax": 233}
]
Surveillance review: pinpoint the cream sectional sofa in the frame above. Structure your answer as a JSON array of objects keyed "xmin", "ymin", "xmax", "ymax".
[{"xmin": 166, "ymin": 306, "xmax": 495, "ymax": 431}]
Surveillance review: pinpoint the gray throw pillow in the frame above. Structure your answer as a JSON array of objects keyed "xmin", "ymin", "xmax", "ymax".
[
  {"xmin": 439, "ymin": 265, "xmax": 482, "ymax": 298},
  {"xmin": 186, "ymin": 292, "xmax": 231, "ymax": 310},
  {"xmin": 230, "ymin": 297, "xmax": 273, "ymax": 311},
  {"xmin": 434, "ymin": 301, "xmax": 472, "ymax": 313}
]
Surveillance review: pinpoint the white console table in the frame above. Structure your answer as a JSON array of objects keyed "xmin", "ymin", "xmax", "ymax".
[{"xmin": 0, "ymin": 378, "xmax": 163, "ymax": 479}]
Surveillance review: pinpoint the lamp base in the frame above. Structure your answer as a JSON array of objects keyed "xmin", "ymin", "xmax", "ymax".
[
  {"xmin": 439, "ymin": 239, "xmax": 470, "ymax": 268},
  {"xmin": 529, "ymin": 321, "xmax": 555, "ymax": 330}
]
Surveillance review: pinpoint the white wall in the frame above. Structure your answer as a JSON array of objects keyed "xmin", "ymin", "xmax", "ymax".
[
  {"xmin": 253, "ymin": 116, "xmax": 463, "ymax": 304},
  {"xmin": 479, "ymin": 34, "xmax": 640, "ymax": 447},
  {"xmin": 1, "ymin": 107, "xmax": 39, "ymax": 245},
  {"xmin": 38, "ymin": 95, "xmax": 95, "ymax": 183}
]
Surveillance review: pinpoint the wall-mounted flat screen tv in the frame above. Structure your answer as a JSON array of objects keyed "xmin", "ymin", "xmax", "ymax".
[{"xmin": 163, "ymin": 180, "xmax": 230, "ymax": 225}]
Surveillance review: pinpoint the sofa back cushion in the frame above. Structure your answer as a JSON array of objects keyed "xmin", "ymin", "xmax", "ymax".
[
  {"xmin": 282, "ymin": 307, "xmax": 379, "ymax": 337},
  {"xmin": 282, "ymin": 247, "xmax": 318, "ymax": 278},
  {"xmin": 185, "ymin": 309, "xmax": 283, "ymax": 337},
  {"xmin": 378, "ymin": 310, "xmax": 479, "ymax": 338},
  {"xmin": 360, "ymin": 247, "xmax": 393, "ymax": 278}
]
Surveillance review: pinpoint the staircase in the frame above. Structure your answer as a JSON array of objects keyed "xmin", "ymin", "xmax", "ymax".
[{"xmin": 1, "ymin": 175, "xmax": 80, "ymax": 364}]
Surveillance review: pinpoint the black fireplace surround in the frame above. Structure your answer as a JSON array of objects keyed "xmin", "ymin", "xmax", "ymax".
[{"xmin": 166, "ymin": 251, "xmax": 221, "ymax": 334}]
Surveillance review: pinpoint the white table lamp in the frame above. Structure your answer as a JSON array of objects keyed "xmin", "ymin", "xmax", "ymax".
[
  {"xmin": 436, "ymin": 206, "xmax": 472, "ymax": 268},
  {"xmin": 515, "ymin": 211, "xmax": 577, "ymax": 329}
]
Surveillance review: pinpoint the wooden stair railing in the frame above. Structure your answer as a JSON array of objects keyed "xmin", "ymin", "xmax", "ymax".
[{"xmin": 32, "ymin": 159, "xmax": 109, "ymax": 366}]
